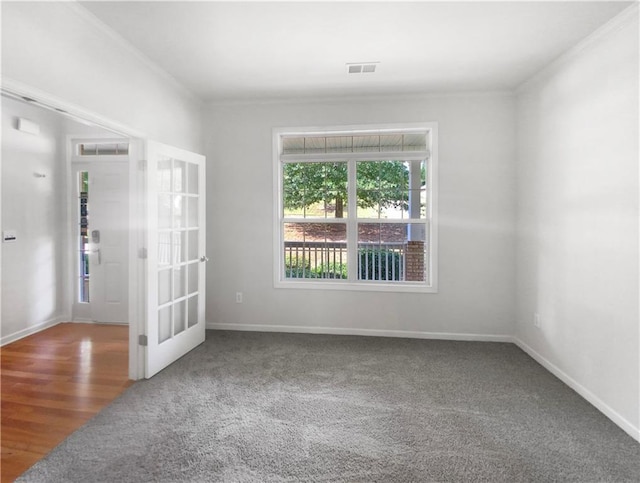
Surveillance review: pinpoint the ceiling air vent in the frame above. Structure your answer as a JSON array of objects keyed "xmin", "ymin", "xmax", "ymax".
[{"xmin": 347, "ymin": 62, "xmax": 379, "ymax": 74}]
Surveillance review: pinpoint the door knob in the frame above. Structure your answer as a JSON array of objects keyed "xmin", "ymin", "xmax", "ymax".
[{"xmin": 200, "ymin": 255, "xmax": 209, "ymax": 262}]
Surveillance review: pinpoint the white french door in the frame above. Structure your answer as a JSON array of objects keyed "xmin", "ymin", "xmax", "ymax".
[{"xmin": 145, "ymin": 141, "xmax": 206, "ymax": 378}]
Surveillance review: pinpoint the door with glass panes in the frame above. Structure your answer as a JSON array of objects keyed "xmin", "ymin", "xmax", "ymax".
[
  {"xmin": 145, "ymin": 142, "xmax": 206, "ymax": 378},
  {"xmin": 73, "ymin": 161, "xmax": 129, "ymax": 324}
]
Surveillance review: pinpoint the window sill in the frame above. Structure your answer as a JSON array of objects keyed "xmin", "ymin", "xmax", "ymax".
[{"xmin": 274, "ymin": 279, "xmax": 437, "ymax": 294}]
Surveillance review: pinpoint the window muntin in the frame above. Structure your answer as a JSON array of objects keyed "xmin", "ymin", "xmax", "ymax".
[{"xmin": 275, "ymin": 124, "xmax": 437, "ymax": 292}]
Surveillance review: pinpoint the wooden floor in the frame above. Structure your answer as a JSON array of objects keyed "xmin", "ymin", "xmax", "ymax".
[{"xmin": 1, "ymin": 323, "xmax": 132, "ymax": 482}]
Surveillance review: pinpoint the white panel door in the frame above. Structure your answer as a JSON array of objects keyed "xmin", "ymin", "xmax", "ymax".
[
  {"xmin": 146, "ymin": 141, "xmax": 206, "ymax": 378},
  {"xmin": 91, "ymin": 163, "xmax": 130, "ymax": 323},
  {"xmin": 73, "ymin": 161, "xmax": 129, "ymax": 323}
]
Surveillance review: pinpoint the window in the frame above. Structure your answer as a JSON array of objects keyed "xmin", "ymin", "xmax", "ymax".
[
  {"xmin": 78, "ymin": 171, "xmax": 90, "ymax": 302},
  {"xmin": 78, "ymin": 142, "xmax": 129, "ymax": 156},
  {"xmin": 273, "ymin": 123, "xmax": 438, "ymax": 292}
]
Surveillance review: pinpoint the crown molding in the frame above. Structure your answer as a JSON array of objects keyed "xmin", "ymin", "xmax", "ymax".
[
  {"xmin": 64, "ymin": 1, "xmax": 201, "ymax": 104},
  {"xmin": 205, "ymin": 89, "xmax": 515, "ymax": 108},
  {"xmin": 516, "ymin": 2, "xmax": 639, "ymax": 94},
  {"xmin": 1, "ymin": 76, "xmax": 146, "ymax": 139}
]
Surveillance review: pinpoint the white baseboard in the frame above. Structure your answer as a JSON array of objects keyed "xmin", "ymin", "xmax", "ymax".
[
  {"xmin": 514, "ymin": 337, "xmax": 640, "ymax": 443},
  {"xmin": 70, "ymin": 318, "xmax": 129, "ymax": 326},
  {"xmin": 0, "ymin": 315, "xmax": 67, "ymax": 346},
  {"xmin": 71, "ymin": 317, "xmax": 94, "ymax": 323},
  {"xmin": 206, "ymin": 322, "xmax": 514, "ymax": 343}
]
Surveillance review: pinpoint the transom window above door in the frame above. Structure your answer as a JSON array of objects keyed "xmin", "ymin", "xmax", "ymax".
[{"xmin": 273, "ymin": 123, "xmax": 438, "ymax": 293}]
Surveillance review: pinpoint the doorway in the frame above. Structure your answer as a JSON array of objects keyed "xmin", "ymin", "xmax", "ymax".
[
  {"xmin": 70, "ymin": 141, "xmax": 130, "ymax": 324},
  {"xmin": 1, "ymin": 88, "xmax": 207, "ymax": 381}
]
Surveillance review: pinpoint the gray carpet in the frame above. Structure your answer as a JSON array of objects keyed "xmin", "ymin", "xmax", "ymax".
[{"xmin": 18, "ymin": 330, "xmax": 640, "ymax": 482}]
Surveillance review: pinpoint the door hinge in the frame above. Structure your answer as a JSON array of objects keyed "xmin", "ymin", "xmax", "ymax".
[
  {"xmin": 138, "ymin": 247, "xmax": 148, "ymax": 259},
  {"xmin": 138, "ymin": 159, "xmax": 147, "ymax": 171},
  {"xmin": 138, "ymin": 334, "xmax": 148, "ymax": 346}
]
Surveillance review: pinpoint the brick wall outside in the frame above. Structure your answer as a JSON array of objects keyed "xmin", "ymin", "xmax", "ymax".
[{"xmin": 405, "ymin": 241, "xmax": 425, "ymax": 282}]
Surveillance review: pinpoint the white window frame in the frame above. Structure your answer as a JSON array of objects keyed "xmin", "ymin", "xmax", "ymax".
[{"xmin": 273, "ymin": 122, "xmax": 438, "ymax": 293}]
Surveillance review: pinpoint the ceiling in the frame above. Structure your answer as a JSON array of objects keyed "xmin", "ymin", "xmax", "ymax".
[{"xmin": 79, "ymin": 1, "xmax": 632, "ymax": 102}]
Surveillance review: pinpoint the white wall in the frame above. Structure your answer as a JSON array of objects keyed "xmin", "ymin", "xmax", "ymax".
[
  {"xmin": 1, "ymin": 2, "xmax": 203, "ymax": 152},
  {"xmin": 204, "ymin": 94, "xmax": 516, "ymax": 338},
  {"xmin": 1, "ymin": 1, "xmax": 204, "ymax": 349},
  {"xmin": 1, "ymin": 96, "xmax": 111, "ymax": 343},
  {"xmin": 515, "ymin": 12, "xmax": 639, "ymax": 438}
]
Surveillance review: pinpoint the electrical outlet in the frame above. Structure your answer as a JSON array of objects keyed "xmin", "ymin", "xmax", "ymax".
[
  {"xmin": 534, "ymin": 313, "xmax": 541, "ymax": 328},
  {"xmin": 236, "ymin": 292, "xmax": 243, "ymax": 304}
]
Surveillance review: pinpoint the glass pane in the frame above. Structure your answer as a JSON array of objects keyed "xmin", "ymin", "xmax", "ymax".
[
  {"xmin": 173, "ymin": 265, "xmax": 186, "ymax": 299},
  {"xmin": 353, "ymin": 135, "xmax": 381, "ymax": 152},
  {"xmin": 378, "ymin": 134, "xmax": 403, "ymax": 150},
  {"xmin": 358, "ymin": 223, "xmax": 409, "ymax": 282},
  {"xmin": 158, "ymin": 194, "xmax": 172, "ymax": 229},
  {"xmin": 407, "ymin": 159, "xmax": 427, "ymax": 220},
  {"xmin": 174, "ymin": 300, "xmax": 186, "ymax": 335},
  {"xmin": 78, "ymin": 143, "xmax": 129, "ymax": 155},
  {"xmin": 188, "ymin": 196, "xmax": 198, "ymax": 228},
  {"xmin": 378, "ymin": 189, "xmax": 408, "ymax": 220},
  {"xmin": 283, "ymin": 162, "xmax": 347, "ymax": 219},
  {"xmin": 402, "ymin": 133, "xmax": 428, "ymax": 151},
  {"xmin": 356, "ymin": 189, "xmax": 380, "ymax": 218},
  {"xmin": 282, "ymin": 136, "xmax": 305, "ymax": 155},
  {"xmin": 158, "ymin": 269, "xmax": 171, "ymax": 305},
  {"xmin": 158, "ymin": 306, "xmax": 171, "ymax": 343},
  {"xmin": 283, "ymin": 185, "xmax": 305, "ymax": 217},
  {"xmin": 283, "ymin": 222, "xmax": 347, "ymax": 279},
  {"xmin": 81, "ymin": 276, "xmax": 90, "ymax": 303},
  {"xmin": 322, "ymin": 191, "xmax": 348, "ymax": 219},
  {"xmin": 174, "ymin": 195, "xmax": 185, "ymax": 228},
  {"xmin": 408, "ymin": 188, "xmax": 427, "ymax": 220},
  {"xmin": 188, "ymin": 263, "xmax": 198, "ymax": 295},
  {"xmin": 187, "ymin": 163, "xmax": 198, "ymax": 194},
  {"xmin": 359, "ymin": 160, "xmax": 379, "ymax": 183},
  {"xmin": 406, "ymin": 224, "xmax": 427, "ymax": 282},
  {"xmin": 325, "ymin": 136, "xmax": 351, "ymax": 153},
  {"xmin": 158, "ymin": 158, "xmax": 172, "ymax": 192},
  {"xmin": 357, "ymin": 160, "xmax": 423, "ymax": 219},
  {"xmin": 174, "ymin": 160, "xmax": 186, "ymax": 192},
  {"xmin": 78, "ymin": 171, "xmax": 89, "ymax": 198},
  {"xmin": 78, "ymin": 172, "xmax": 90, "ymax": 304},
  {"xmin": 188, "ymin": 295, "xmax": 198, "ymax": 328},
  {"xmin": 283, "ymin": 163, "xmax": 311, "ymax": 218},
  {"xmin": 173, "ymin": 231, "xmax": 186, "ymax": 264},
  {"xmin": 322, "ymin": 163, "xmax": 347, "ymax": 220},
  {"xmin": 158, "ymin": 232, "xmax": 171, "ymax": 266},
  {"xmin": 188, "ymin": 230, "xmax": 199, "ymax": 261}
]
